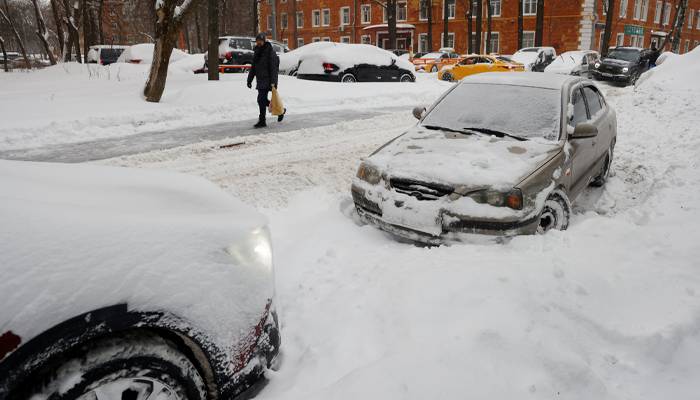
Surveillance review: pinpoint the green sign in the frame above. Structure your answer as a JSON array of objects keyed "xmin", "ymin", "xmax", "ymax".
[{"xmin": 624, "ymin": 25, "xmax": 644, "ymax": 36}]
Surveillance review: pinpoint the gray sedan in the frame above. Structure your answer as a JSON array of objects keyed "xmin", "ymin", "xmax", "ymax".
[{"xmin": 351, "ymin": 72, "xmax": 616, "ymax": 244}]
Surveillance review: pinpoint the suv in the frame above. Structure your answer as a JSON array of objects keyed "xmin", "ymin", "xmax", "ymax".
[
  {"xmin": 512, "ymin": 46, "xmax": 557, "ymax": 72},
  {"xmin": 591, "ymin": 46, "xmax": 651, "ymax": 85},
  {"xmin": 86, "ymin": 45, "xmax": 127, "ymax": 65},
  {"xmin": 0, "ymin": 161, "xmax": 280, "ymax": 400},
  {"xmin": 204, "ymin": 36, "xmax": 289, "ymax": 72}
]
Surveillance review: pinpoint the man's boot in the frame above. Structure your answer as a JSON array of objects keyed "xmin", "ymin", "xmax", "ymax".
[{"xmin": 254, "ymin": 116, "xmax": 267, "ymax": 128}]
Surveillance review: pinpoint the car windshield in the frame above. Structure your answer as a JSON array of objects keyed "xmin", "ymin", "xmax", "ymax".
[
  {"xmin": 496, "ymin": 56, "xmax": 514, "ymax": 63},
  {"xmin": 422, "ymin": 83, "xmax": 562, "ymax": 141},
  {"xmin": 421, "ymin": 52, "xmax": 443, "ymax": 59},
  {"xmin": 607, "ymin": 49, "xmax": 640, "ymax": 62},
  {"xmin": 230, "ymin": 38, "xmax": 253, "ymax": 50}
]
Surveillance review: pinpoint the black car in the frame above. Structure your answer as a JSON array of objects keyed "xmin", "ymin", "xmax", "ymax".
[
  {"xmin": 591, "ymin": 46, "xmax": 652, "ymax": 85},
  {"xmin": 297, "ymin": 44, "xmax": 415, "ymax": 83}
]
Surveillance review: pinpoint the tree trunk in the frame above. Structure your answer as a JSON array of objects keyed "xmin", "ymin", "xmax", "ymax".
[
  {"xmin": 442, "ymin": 0, "xmax": 448, "ymax": 48},
  {"xmin": 50, "ymin": 0, "xmax": 66, "ymax": 60},
  {"xmin": 32, "ymin": 0, "xmax": 57, "ymax": 65},
  {"xmin": 0, "ymin": 2, "xmax": 31, "ymax": 69},
  {"xmin": 668, "ymin": 0, "xmax": 688, "ymax": 52},
  {"xmin": 535, "ymin": 0, "xmax": 544, "ymax": 46},
  {"xmin": 0, "ymin": 36, "xmax": 8, "ymax": 72},
  {"xmin": 195, "ymin": 8, "xmax": 202, "ymax": 51},
  {"xmin": 485, "ymin": 0, "xmax": 492, "ymax": 53},
  {"xmin": 62, "ymin": 0, "xmax": 82, "ymax": 62},
  {"xmin": 601, "ymin": 0, "xmax": 615, "ymax": 56},
  {"xmin": 98, "ymin": 0, "xmax": 104, "ymax": 43},
  {"xmin": 466, "ymin": 0, "xmax": 472, "ymax": 53},
  {"xmin": 517, "ymin": 0, "xmax": 523, "ymax": 49},
  {"xmin": 427, "ymin": 0, "xmax": 433, "ymax": 52},
  {"xmin": 252, "ymin": 0, "xmax": 257, "ymax": 35},
  {"xmin": 475, "ymin": 0, "xmax": 482, "ymax": 53},
  {"xmin": 208, "ymin": 0, "xmax": 219, "ymax": 80},
  {"xmin": 387, "ymin": 0, "xmax": 397, "ymax": 50}
]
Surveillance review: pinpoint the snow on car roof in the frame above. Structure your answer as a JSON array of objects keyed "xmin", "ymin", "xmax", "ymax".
[
  {"xmin": 298, "ymin": 44, "xmax": 413, "ymax": 75},
  {"xmin": 460, "ymin": 71, "xmax": 574, "ymax": 89}
]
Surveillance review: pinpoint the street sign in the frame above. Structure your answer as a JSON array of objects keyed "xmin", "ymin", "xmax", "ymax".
[{"xmin": 624, "ymin": 25, "xmax": 644, "ymax": 36}]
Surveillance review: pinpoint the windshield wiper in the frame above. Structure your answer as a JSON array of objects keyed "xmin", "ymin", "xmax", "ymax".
[
  {"xmin": 464, "ymin": 127, "xmax": 528, "ymax": 141},
  {"xmin": 422, "ymin": 125, "xmax": 475, "ymax": 136}
]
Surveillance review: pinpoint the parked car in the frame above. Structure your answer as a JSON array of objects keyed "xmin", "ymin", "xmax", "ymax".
[
  {"xmin": 202, "ymin": 36, "xmax": 289, "ymax": 73},
  {"xmin": 279, "ymin": 41, "xmax": 338, "ymax": 76},
  {"xmin": 116, "ymin": 43, "xmax": 188, "ymax": 64},
  {"xmin": 591, "ymin": 46, "xmax": 652, "ymax": 85},
  {"xmin": 0, "ymin": 161, "xmax": 280, "ymax": 399},
  {"xmin": 412, "ymin": 48, "xmax": 462, "ymax": 72},
  {"xmin": 438, "ymin": 54, "xmax": 524, "ymax": 81},
  {"xmin": 545, "ymin": 50, "xmax": 600, "ymax": 77},
  {"xmin": 511, "ymin": 46, "xmax": 557, "ymax": 71},
  {"xmin": 297, "ymin": 43, "xmax": 415, "ymax": 83},
  {"xmin": 86, "ymin": 45, "xmax": 127, "ymax": 65},
  {"xmin": 351, "ymin": 72, "xmax": 616, "ymax": 244}
]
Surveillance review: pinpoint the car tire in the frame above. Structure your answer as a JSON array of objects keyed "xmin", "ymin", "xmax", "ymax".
[
  {"xmin": 430, "ymin": 65, "xmax": 438, "ymax": 73},
  {"xmin": 590, "ymin": 143, "xmax": 614, "ymax": 187},
  {"xmin": 399, "ymin": 73, "xmax": 414, "ymax": 83},
  {"xmin": 537, "ymin": 193, "xmax": 570, "ymax": 234},
  {"xmin": 341, "ymin": 73, "xmax": 357, "ymax": 83},
  {"xmin": 24, "ymin": 333, "xmax": 207, "ymax": 400},
  {"xmin": 441, "ymin": 72, "xmax": 453, "ymax": 82}
]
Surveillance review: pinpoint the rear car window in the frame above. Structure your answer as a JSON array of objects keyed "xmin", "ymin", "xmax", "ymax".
[{"xmin": 101, "ymin": 49, "xmax": 124, "ymax": 60}]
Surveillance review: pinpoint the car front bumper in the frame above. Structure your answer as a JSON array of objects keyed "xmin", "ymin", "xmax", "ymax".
[
  {"xmin": 351, "ymin": 184, "xmax": 540, "ymax": 244},
  {"xmin": 592, "ymin": 70, "xmax": 631, "ymax": 81}
]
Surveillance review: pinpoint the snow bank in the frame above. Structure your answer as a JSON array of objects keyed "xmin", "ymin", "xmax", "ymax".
[
  {"xmin": 116, "ymin": 43, "xmax": 188, "ymax": 64},
  {"xmin": 637, "ymin": 47, "xmax": 700, "ymax": 91},
  {"xmin": 297, "ymin": 44, "xmax": 414, "ymax": 75}
]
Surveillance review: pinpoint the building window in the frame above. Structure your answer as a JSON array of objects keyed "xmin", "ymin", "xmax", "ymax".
[
  {"xmin": 640, "ymin": 0, "xmax": 649, "ymax": 21},
  {"xmin": 630, "ymin": 34, "xmax": 643, "ymax": 47},
  {"xmin": 419, "ymin": 0, "xmax": 429, "ymax": 20},
  {"xmin": 340, "ymin": 7, "xmax": 350, "ymax": 25},
  {"xmin": 486, "ymin": 32, "xmax": 499, "ymax": 53},
  {"xmin": 616, "ymin": 33, "xmax": 625, "ymax": 46},
  {"xmin": 340, "ymin": 36, "xmax": 351, "ymax": 43},
  {"xmin": 322, "ymin": 37, "xmax": 331, "ymax": 42},
  {"xmin": 688, "ymin": 9, "xmax": 693, "ymax": 29},
  {"xmin": 697, "ymin": 10, "xmax": 700, "ymax": 29},
  {"xmin": 312, "ymin": 9, "xmax": 320, "ymax": 27},
  {"xmin": 296, "ymin": 11, "xmax": 304, "ymax": 28},
  {"xmin": 361, "ymin": 35, "xmax": 371, "ymax": 44},
  {"xmin": 523, "ymin": 0, "xmax": 536, "ymax": 16},
  {"xmin": 322, "ymin": 9, "xmax": 330, "ymax": 26},
  {"xmin": 442, "ymin": 32, "xmax": 455, "ymax": 48},
  {"xmin": 663, "ymin": 2, "xmax": 671, "ymax": 25},
  {"xmin": 633, "ymin": 0, "xmax": 641, "ymax": 19},
  {"xmin": 444, "ymin": 0, "xmax": 455, "ymax": 19},
  {"xmin": 297, "ymin": 38, "xmax": 304, "ymax": 48},
  {"xmin": 522, "ymin": 31, "xmax": 535, "ymax": 48},
  {"xmin": 267, "ymin": 15, "xmax": 274, "ymax": 31},
  {"xmin": 312, "ymin": 37, "xmax": 321, "ymax": 43},
  {"xmin": 684, "ymin": 40, "xmax": 690, "ymax": 53},
  {"xmin": 599, "ymin": 31, "xmax": 605, "ymax": 51},
  {"xmin": 490, "ymin": 0, "xmax": 501, "ymax": 17},
  {"xmin": 653, "ymin": 0, "xmax": 662, "ymax": 23},
  {"xmin": 397, "ymin": 2, "xmax": 408, "ymax": 21},
  {"xmin": 418, "ymin": 33, "xmax": 428, "ymax": 52},
  {"xmin": 280, "ymin": 13, "xmax": 288, "ymax": 29},
  {"xmin": 361, "ymin": 5, "xmax": 371, "ymax": 24},
  {"xmin": 619, "ymin": 0, "xmax": 628, "ymax": 18},
  {"xmin": 470, "ymin": 32, "xmax": 478, "ymax": 53}
]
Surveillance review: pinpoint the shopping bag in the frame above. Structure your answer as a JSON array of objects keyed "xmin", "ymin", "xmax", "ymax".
[{"xmin": 269, "ymin": 87, "xmax": 284, "ymax": 116}]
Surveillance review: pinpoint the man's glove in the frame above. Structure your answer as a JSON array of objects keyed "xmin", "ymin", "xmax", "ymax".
[{"xmin": 247, "ymin": 81, "xmax": 252, "ymax": 89}]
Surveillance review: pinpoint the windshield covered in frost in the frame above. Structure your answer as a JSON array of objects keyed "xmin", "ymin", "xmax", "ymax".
[{"xmin": 422, "ymin": 83, "xmax": 562, "ymax": 141}]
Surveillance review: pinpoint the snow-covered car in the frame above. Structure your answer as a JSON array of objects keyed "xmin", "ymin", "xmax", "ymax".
[
  {"xmin": 86, "ymin": 45, "xmax": 127, "ymax": 65},
  {"xmin": 511, "ymin": 46, "xmax": 557, "ymax": 72},
  {"xmin": 202, "ymin": 36, "xmax": 288, "ymax": 73},
  {"xmin": 297, "ymin": 44, "xmax": 415, "ymax": 83},
  {"xmin": 116, "ymin": 43, "xmax": 188, "ymax": 64},
  {"xmin": 591, "ymin": 46, "xmax": 652, "ymax": 85},
  {"xmin": 352, "ymin": 72, "xmax": 617, "ymax": 244},
  {"xmin": 544, "ymin": 50, "xmax": 600, "ymax": 77},
  {"xmin": 0, "ymin": 161, "xmax": 280, "ymax": 399},
  {"xmin": 279, "ymin": 41, "xmax": 338, "ymax": 76}
]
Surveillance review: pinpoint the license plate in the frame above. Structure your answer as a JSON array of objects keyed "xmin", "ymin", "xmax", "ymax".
[{"xmin": 602, "ymin": 72, "xmax": 612, "ymax": 77}]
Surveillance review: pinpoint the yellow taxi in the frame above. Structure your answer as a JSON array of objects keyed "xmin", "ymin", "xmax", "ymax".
[{"xmin": 437, "ymin": 54, "xmax": 524, "ymax": 81}]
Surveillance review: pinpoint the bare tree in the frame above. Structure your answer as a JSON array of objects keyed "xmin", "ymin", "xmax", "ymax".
[
  {"xmin": 207, "ymin": 0, "xmax": 218, "ymax": 80},
  {"xmin": 517, "ymin": 0, "xmax": 523, "ymax": 49},
  {"xmin": 144, "ymin": 0, "xmax": 202, "ymax": 102},
  {"xmin": 665, "ymin": 0, "xmax": 688, "ymax": 52},
  {"xmin": 485, "ymin": 0, "xmax": 492, "ymax": 53},
  {"xmin": 475, "ymin": 0, "xmax": 482, "ymax": 53},
  {"xmin": 0, "ymin": 35, "xmax": 8, "ymax": 71},
  {"xmin": 425, "ymin": 0, "xmax": 433, "ymax": 53},
  {"xmin": 31, "ymin": 0, "xmax": 57, "ymax": 64},
  {"xmin": 0, "ymin": 1, "xmax": 30, "ymax": 69},
  {"xmin": 366, "ymin": 0, "xmax": 397, "ymax": 49},
  {"xmin": 601, "ymin": 0, "xmax": 615, "ymax": 56},
  {"xmin": 50, "ymin": 0, "xmax": 66, "ymax": 60},
  {"xmin": 535, "ymin": 0, "xmax": 544, "ymax": 46},
  {"xmin": 466, "ymin": 0, "xmax": 472, "ymax": 53}
]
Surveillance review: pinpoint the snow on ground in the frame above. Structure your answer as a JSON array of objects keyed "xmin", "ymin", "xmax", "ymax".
[
  {"xmin": 0, "ymin": 62, "xmax": 448, "ymax": 151},
  {"xmin": 96, "ymin": 51, "xmax": 700, "ymax": 399}
]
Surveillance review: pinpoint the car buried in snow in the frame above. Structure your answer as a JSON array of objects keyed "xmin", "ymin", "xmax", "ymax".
[
  {"xmin": 351, "ymin": 72, "xmax": 617, "ymax": 244},
  {"xmin": 0, "ymin": 161, "xmax": 280, "ymax": 400}
]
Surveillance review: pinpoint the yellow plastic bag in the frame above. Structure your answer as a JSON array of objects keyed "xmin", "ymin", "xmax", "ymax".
[{"xmin": 269, "ymin": 87, "xmax": 284, "ymax": 116}]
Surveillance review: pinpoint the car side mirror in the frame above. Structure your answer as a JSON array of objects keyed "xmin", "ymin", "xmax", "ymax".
[
  {"xmin": 570, "ymin": 123, "xmax": 598, "ymax": 139},
  {"xmin": 413, "ymin": 106, "xmax": 427, "ymax": 120}
]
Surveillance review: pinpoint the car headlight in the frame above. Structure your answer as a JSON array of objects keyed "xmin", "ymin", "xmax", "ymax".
[
  {"xmin": 594, "ymin": 62, "xmax": 601, "ymax": 69},
  {"xmin": 356, "ymin": 162, "xmax": 382, "ymax": 185},
  {"xmin": 226, "ymin": 227, "xmax": 273, "ymax": 272},
  {"xmin": 464, "ymin": 188, "xmax": 523, "ymax": 210},
  {"xmin": 622, "ymin": 67, "xmax": 629, "ymax": 73}
]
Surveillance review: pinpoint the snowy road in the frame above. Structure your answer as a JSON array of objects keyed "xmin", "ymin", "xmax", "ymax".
[{"xmin": 0, "ymin": 107, "xmax": 404, "ymax": 162}]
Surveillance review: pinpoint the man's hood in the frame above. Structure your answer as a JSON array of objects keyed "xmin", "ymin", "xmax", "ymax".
[{"xmin": 367, "ymin": 126, "xmax": 561, "ymax": 190}]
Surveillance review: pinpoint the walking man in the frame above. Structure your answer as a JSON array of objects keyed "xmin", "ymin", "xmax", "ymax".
[{"xmin": 247, "ymin": 33, "xmax": 284, "ymax": 128}]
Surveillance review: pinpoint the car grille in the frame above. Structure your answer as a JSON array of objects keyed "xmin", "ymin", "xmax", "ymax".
[
  {"xmin": 598, "ymin": 64, "xmax": 622, "ymax": 74},
  {"xmin": 390, "ymin": 178, "xmax": 454, "ymax": 201},
  {"xmin": 352, "ymin": 187, "xmax": 382, "ymax": 216}
]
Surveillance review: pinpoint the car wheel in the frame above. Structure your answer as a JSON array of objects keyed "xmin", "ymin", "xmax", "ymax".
[
  {"xmin": 399, "ymin": 73, "xmax": 414, "ymax": 83},
  {"xmin": 441, "ymin": 72, "xmax": 453, "ymax": 82},
  {"xmin": 590, "ymin": 143, "xmax": 614, "ymax": 187},
  {"xmin": 341, "ymin": 73, "xmax": 357, "ymax": 83},
  {"xmin": 25, "ymin": 333, "xmax": 206, "ymax": 400},
  {"xmin": 537, "ymin": 194, "xmax": 570, "ymax": 234},
  {"xmin": 430, "ymin": 65, "xmax": 438, "ymax": 73}
]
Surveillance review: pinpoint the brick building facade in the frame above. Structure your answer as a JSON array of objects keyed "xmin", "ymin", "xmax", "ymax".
[{"xmin": 260, "ymin": 0, "xmax": 700, "ymax": 54}]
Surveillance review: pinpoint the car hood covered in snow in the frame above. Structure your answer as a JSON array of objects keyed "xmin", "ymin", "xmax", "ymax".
[
  {"xmin": 368, "ymin": 126, "xmax": 561, "ymax": 190},
  {"xmin": 0, "ymin": 160, "xmax": 272, "ymax": 359}
]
